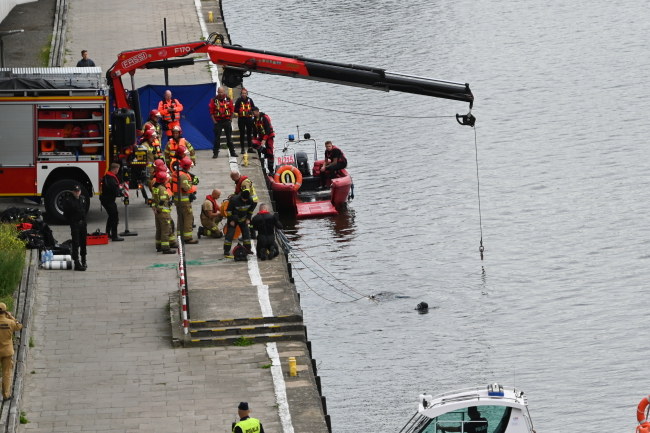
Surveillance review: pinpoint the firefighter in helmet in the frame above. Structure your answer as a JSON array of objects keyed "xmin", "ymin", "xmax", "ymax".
[
  {"xmin": 142, "ymin": 109, "xmax": 162, "ymax": 138},
  {"xmin": 151, "ymin": 170, "xmax": 177, "ymax": 254},
  {"xmin": 171, "ymin": 157, "xmax": 198, "ymax": 244},
  {"xmin": 164, "ymin": 126, "xmax": 196, "ymax": 169}
]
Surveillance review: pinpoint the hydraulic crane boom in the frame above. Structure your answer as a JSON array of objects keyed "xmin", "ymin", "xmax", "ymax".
[{"xmin": 107, "ymin": 33, "xmax": 474, "ymax": 124}]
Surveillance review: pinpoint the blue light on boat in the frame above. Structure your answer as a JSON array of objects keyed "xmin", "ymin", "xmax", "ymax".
[{"xmin": 288, "ymin": 134, "xmax": 295, "ymax": 141}]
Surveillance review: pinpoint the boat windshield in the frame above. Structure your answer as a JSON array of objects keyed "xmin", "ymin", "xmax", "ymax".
[{"xmin": 418, "ymin": 406, "xmax": 512, "ymax": 433}]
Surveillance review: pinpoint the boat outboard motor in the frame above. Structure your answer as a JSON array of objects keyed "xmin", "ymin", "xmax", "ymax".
[{"xmin": 295, "ymin": 151, "xmax": 310, "ymax": 177}]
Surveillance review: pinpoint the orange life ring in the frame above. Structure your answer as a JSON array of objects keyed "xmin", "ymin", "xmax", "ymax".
[
  {"xmin": 40, "ymin": 140, "xmax": 56, "ymax": 152},
  {"xmin": 638, "ymin": 396, "xmax": 650, "ymax": 424},
  {"xmin": 273, "ymin": 165, "xmax": 302, "ymax": 191}
]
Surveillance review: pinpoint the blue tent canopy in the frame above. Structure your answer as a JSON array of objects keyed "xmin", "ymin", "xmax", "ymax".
[{"xmin": 138, "ymin": 83, "xmax": 216, "ymax": 150}]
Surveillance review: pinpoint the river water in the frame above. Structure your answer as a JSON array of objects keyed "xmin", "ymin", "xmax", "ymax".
[{"xmin": 222, "ymin": 1, "xmax": 650, "ymax": 432}]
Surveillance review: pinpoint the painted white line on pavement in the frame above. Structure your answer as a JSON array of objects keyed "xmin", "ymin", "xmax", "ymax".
[
  {"xmin": 267, "ymin": 342, "xmax": 295, "ymax": 433},
  {"xmin": 248, "ymin": 244, "xmax": 273, "ymax": 317},
  {"xmin": 193, "ymin": 0, "xmax": 220, "ymax": 85}
]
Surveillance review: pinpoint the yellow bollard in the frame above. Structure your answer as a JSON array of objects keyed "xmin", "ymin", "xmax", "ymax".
[
  {"xmin": 242, "ymin": 152, "xmax": 249, "ymax": 167},
  {"xmin": 207, "ymin": 11, "xmax": 214, "ymax": 23},
  {"xmin": 288, "ymin": 357, "xmax": 297, "ymax": 377}
]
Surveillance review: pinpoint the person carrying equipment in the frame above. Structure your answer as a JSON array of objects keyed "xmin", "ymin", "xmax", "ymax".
[
  {"xmin": 223, "ymin": 189, "xmax": 256, "ymax": 257},
  {"xmin": 251, "ymin": 203, "xmax": 283, "ymax": 260},
  {"xmin": 199, "ymin": 189, "xmax": 223, "ymax": 239},
  {"xmin": 152, "ymin": 171, "xmax": 177, "ymax": 253},
  {"xmin": 171, "ymin": 157, "xmax": 198, "ymax": 244}
]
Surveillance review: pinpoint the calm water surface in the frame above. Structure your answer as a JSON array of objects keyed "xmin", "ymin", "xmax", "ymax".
[{"xmin": 223, "ymin": 1, "xmax": 650, "ymax": 432}]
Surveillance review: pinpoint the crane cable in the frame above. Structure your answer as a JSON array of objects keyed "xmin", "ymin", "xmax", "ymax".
[
  {"xmin": 473, "ymin": 124, "xmax": 485, "ymax": 260},
  {"xmin": 247, "ymin": 90, "xmax": 456, "ymax": 120}
]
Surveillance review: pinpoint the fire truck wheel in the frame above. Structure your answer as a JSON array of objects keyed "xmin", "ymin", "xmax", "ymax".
[{"xmin": 45, "ymin": 180, "xmax": 90, "ymax": 224}]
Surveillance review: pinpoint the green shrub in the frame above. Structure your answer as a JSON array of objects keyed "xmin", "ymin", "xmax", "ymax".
[{"xmin": 0, "ymin": 224, "xmax": 26, "ymax": 299}]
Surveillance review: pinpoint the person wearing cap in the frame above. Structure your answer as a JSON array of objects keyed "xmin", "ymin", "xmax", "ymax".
[
  {"xmin": 62, "ymin": 184, "xmax": 88, "ymax": 271},
  {"xmin": 232, "ymin": 402, "xmax": 265, "ymax": 433},
  {"xmin": 0, "ymin": 303, "xmax": 22, "ymax": 401},
  {"xmin": 223, "ymin": 189, "xmax": 257, "ymax": 257}
]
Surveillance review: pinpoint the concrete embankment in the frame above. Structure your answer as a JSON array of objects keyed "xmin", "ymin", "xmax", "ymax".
[{"xmin": 0, "ymin": 1, "xmax": 331, "ymax": 432}]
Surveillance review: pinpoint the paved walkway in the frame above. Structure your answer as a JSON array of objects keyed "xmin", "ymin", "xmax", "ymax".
[{"xmin": 15, "ymin": 1, "xmax": 328, "ymax": 432}]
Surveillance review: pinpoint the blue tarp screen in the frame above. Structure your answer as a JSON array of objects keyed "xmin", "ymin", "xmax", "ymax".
[{"xmin": 138, "ymin": 83, "xmax": 216, "ymax": 150}]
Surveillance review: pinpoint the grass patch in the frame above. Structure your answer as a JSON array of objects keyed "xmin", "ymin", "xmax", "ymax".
[
  {"xmin": 261, "ymin": 363, "xmax": 272, "ymax": 369},
  {"xmin": 233, "ymin": 336, "xmax": 253, "ymax": 347},
  {"xmin": 29, "ymin": 336, "xmax": 34, "ymax": 348},
  {"xmin": 0, "ymin": 225, "xmax": 26, "ymax": 303},
  {"xmin": 39, "ymin": 36, "xmax": 52, "ymax": 66},
  {"xmin": 19, "ymin": 411, "xmax": 28, "ymax": 424}
]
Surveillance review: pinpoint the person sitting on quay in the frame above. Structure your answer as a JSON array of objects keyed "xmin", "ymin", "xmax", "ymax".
[
  {"xmin": 251, "ymin": 203, "xmax": 283, "ymax": 261},
  {"xmin": 198, "ymin": 189, "xmax": 223, "ymax": 239}
]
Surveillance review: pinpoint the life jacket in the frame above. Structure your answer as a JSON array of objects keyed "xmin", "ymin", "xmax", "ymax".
[
  {"xmin": 100, "ymin": 170, "xmax": 120, "ymax": 195},
  {"xmin": 236, "ymin": 98, "xmax": 253, "ymax": 117},
  {"xmin": 254, "ymin": 113, "xmax": 274, "ymax": 138},
  {"xmin": 159, "ymin": 98, "xmax": 181, "ymax": 123},
  {"xmin": 170, "ymin": 170, "xmax": 197, "ymax": 196},
  {"xmin": 213, "ymin": 96, "xmax": 232, "ymax": 119},
  {"xmin": 205, "ymin": 194, "xmax": 218, "ymax": 213},
  {"xmin": 234, "ymin": 175, "xmax": 249, "ymax": 194}
]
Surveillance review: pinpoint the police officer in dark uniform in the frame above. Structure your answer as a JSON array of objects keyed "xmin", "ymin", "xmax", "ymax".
[
  {"xmin": 100, "ymin": 163, "xmax": 124, "ymax": 242},
  {"xmin": 251, "ymin": 203, "xmax": 283, "ymax": 261},
  {"xmin": 232, "ymin": 402, "xmax": 264, "ymax": 433},
  {"xmin": 62, "ymin": 185, "xmax": 88, "ymax": 271}
]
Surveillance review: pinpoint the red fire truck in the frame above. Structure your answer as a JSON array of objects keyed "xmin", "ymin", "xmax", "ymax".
[{"xmin": 0, "ymin": 67, "xmax": 108, "ymax": 223}]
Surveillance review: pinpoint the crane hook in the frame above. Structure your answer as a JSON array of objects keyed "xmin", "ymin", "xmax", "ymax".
[{"xmin": 456, "ymin": 111, "xmax": 476, "ymax": 127}]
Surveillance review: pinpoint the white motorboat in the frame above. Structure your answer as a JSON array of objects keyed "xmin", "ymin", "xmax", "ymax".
[{"xmin": 399, "ymin": 383, "xmax": 536, "ymax": 433}]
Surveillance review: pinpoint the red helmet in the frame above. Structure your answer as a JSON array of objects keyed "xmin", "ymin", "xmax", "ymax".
[
  {"xmin": 175, "ymin": 144, "xmax": 187, "ymax": 157},
  {"xmin": 153, "ymin": 158, "xmax": 166, "ymax": 169},
  {"xmin": 143, "ymin": 129, "xmax": 157, "ymax": 140},
  {"xmin": 155, "ymin": 171, "xmax": 168, "ymax": 183},
  {"xmin": 149, "ymin": 109, "xmax": 161, "ymax": 119},
  {"xmin": 179, "ymin": 157, "xmax": 192, "ymax": 170}
]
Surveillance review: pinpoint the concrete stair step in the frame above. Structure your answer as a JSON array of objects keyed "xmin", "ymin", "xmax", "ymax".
[
  {"xmin": 189, "ymin": 314, "xmax": 303, "ymax": 329},
  {"xmin": 189, "ymin": 322, "xmax": 305, "ymax": 338},
  {"xmin": 186, "ymin": 329, "xmax": 306, "ymax": 347}
]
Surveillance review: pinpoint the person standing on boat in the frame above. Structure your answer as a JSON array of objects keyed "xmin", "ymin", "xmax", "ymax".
[
  {"xmin": 439, "ymin": 406, "xmax": 488, "ymax": 433},
  {"xmin": 319, "ymin": 141, "xmax": 347, "ymax": 188},
  {"xmin": 251, "ymin": 203, "xmax": 283, "ymax": 261},
  {"xmin": 209, "ymin": 86, "xmax": 236, "ymax": 158},
  {"xmin": 234, "ymin": 88, "xmax": 256, "ymax": 154},
  {"xmin": 252, "ymin": 106, "xmax": 275, "ymax": 173}
]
